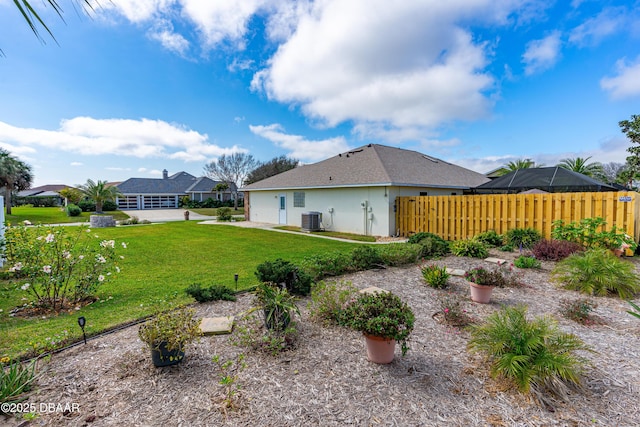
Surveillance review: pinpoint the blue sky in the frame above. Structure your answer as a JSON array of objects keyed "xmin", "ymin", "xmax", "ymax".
[{"xmin": 0, "ymin": 0, "xmax": 639, "ymax": 187}]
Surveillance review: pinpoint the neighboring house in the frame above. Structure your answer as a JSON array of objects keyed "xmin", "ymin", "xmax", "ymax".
[
  {"xmin": 484, "ymin": 166, "xmax": 509, "ymax": 179},
  {"xmin": 242, "ymin": 144, "xmax": 490, "ymax": 236},
  {"xmin": 115, "ymin": 170, "xmax": 235, "ymax": 210},
  {"xmin": 16, "ymin": 184, "xmax": 71, "ymax": 206}
]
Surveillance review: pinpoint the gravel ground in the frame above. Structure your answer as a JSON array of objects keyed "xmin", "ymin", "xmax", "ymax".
[{"xmin": 3, "ymin": 250, "xmax": 640, "ymax": 427}]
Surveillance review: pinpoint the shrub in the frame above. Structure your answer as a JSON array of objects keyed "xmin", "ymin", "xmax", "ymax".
[
  {"xmin": 299, "ymin": 252, "xmax": 353, "ymax": 282},
  {"xmin": 468, "ymin": 305, "xmax": 589, "ymax": 394},
  {"xmin": 419, "ymin": 236, "xmax": 451, "ymax": 258},
  {"xmin": 559, "ymin": 298, "xmax": 600, "ymax": 325},
  {"xmin": 308, "ymin": 281, "xmax": 358, "ymax": 325},
  {"xmin": 102, "ymin": 200, "xmax": 117, "ymax": 211},
  {"xmin": 499, "ymin": 243, "xmax": 515, "ymax": 252},
  {"xmin": 551, "ymin": 249, "xmax": 640, "ymax": 299},
  {"xmin": 552, "ymin": 217, "xmax": 637, "ymax": 251},
  {"xmin": 475, "ymin": 230, "xmax": 504, "ymax": 247},
  {"xmin": 1, "ymin": 359, "xmax": 37, "ymax": 403},
  {"xmin": 408, "ymin": 232, "xmax": 441, "ymax": 244},
  {"xmin": 504, "ymin": 228, "xmax": 542, "ymax": 249},
  {"xmin": 436, "ymin": 293, "xmax": 474, "ymax": 327},
  {"xmin": 378, "ymin": 243, "xmax": 422, "ymax": 266},
  {"xmin": 255, "ymin": 258, "xmax": 312, "ymax": 296},
  {"xmin": 185, "ymin": 283, "xmax": 237, "ymax": 302},
  {"xmin": 450, "ymin": 239, "xmax": 488, "ymax": 258},
  {"xmin": 351, "ymin": 245, "xmax": 383, "ymax": 270},
  {"xmin": 138, "ymin": 308, "xmax": 202, "ymax": 353},
  {"xmin": 77, "ymin": 199, "xmax": 96, "ymax": 212},
  {"xmin": 4, "ymin": 225, "xmax": 125, "ymax": 311},
  {"xmin": 232, "ymin": 313, "xmax": 299, "ymax": 356},
  {"xmin": 514, "ymin": 255, "xmax": 541, "ymax": 269},
  {"xmin": 628, "ymin": 300, "xmax": 640, "ymax": 320},
  {"xmin": 532, "ymin": 239, "xmax": 583, "ymax": 261},
  {"xmin": 217, "ymin": 207, "xmax": 233, "ymax": 221},
  {"xmin": 65, "ymin": 203, "xmax": 82, "ymax": 217},
  {"xmin": 421, "ymin": 264, "xmax": 450, "ymax": 289}
]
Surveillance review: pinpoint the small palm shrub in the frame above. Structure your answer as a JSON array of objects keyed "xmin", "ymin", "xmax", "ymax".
[
  {"xmin": 475, "ymin": 230, "xmax": 504, "ymax": 247},
  {"xmin": 468, "ymin": 305, "xmax": 589, "ymax": 394},
  {"xmin": 378, "ymin": 243, "xmax": 423, "ymax": 266},
  {"xmin": 551, "ymin": 249, "xmax": 640, "ymax": 299},
  {"xmin": 559, "ymin": 298, "xmax": 600, "ymax": 325},
  {"xmin": 217, "ymin": 207, "xmax": 233, "ymax": 221},
  {"xmin": 421, "ymin": 264, "xmax": 450, "ymax": 289},
  {"xmin": 505, "ymin": 227, "xmax": 542, "ymax": 249},
  {"xmin": 308, "ymin": 281, "xmax": 358, "ymax": 325},
  {"xmin": 514, "ymin": 255, "xmax": 541, "ymax": 269},
  {"xmin": 65, "ymin": 203, "xmax": 81, "ymax": 217},
  {"xmin": 450, "ymin": 239, "xmax": 488, "ymax": 258},
  {"xmin": 186, "ymin": 283, "xmax": 237, "ymax": 302},
  {"xmin": 351, "ymin": 246, "xmax": 383, "ymax": 270},
  {"xmin": 532, "ymin": 239, "xmax": 583, "ymax": 261}
]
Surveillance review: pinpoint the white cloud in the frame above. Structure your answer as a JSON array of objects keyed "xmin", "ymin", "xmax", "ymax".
[
  {"xmin": 138, "ymin": 167, "xmax": 148, "ymax": 172},
  {"xmin": 249, "ymin": 123, "xmax": 350, "ymax": 162},
  {"xmin": 148, "ymin": 20, "xmax": 190, "ymax": 55},
  {"xmin": 251, "ymin": 0, "xmax": 519, "ymax": 141},
  {"xmin": 569, "ymin": 7, "xmax": 627, "ymax": 47},
  {"xmin": 0, "ymin": 117, "xmax": 243, "ymax": 162},
  {"xmin": 70, "ymin": 162, "xmax": 83, "ymax": 166},
  {"xmin": 522, "ymin": 31, "xmax": 562, "ymax": 75},
  {"xmin": 600, "ymin": 57, "xmax": 640, "ymax": 99},
  {"xmin": 227, "ymin": 58, "xmax": 254, "ymax": 72}
]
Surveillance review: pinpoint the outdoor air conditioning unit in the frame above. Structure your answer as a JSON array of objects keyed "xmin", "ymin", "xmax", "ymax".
[{"xmin": 301, "ymin": 211, "xmax": 322, "ymax": 231}]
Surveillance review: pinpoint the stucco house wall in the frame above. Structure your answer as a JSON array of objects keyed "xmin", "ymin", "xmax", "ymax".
[{"xmin": 249, "ymin": 185, "xmax": 460, "ymax": 236}]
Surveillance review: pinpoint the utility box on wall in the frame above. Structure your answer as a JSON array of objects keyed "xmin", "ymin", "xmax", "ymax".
[{"xmin": 301, "ymin": 211, "xmax": 322, "ymax": 231}]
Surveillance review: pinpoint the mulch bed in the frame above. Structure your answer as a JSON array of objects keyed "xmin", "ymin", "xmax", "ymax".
[{"xmin": 4, "ymin": 250, "xmax": 640, "ymax": 426}]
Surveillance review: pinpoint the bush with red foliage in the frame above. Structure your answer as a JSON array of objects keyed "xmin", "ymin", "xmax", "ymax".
[{"xmin": 532, "ymin": 239, "xmax": 583, "ymax": 261}]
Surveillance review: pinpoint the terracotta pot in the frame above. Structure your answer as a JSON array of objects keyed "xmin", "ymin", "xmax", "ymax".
[
  {"xmin": 612, "ymin": 248, "xmax": 624, "ymax": 257},
  {"xmin": 469, "ymin": 281, "xmax": 494, "ymax": 304},
  {"xmin": 364, "ymin": 334, "xmax": 396, "ymax": 364}
]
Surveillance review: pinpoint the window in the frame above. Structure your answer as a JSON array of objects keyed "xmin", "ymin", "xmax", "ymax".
[{"xmin": 293, "ymin": 192, "xmax": 305, "ymax": 207}]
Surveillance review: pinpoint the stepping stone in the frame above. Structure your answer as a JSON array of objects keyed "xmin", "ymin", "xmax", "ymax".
[
  {"xmin": 446, "ymin": 268, "xmax": 466, "ymax": 277},
  {"xmin": 200, "ymin": 316, "xmax": 234, "ymax": 336},
  {"xmin": 359, "ymin": 286, "xmax": 389, "ymax": 295},
  {"xmin": 485, "ymin": 257, "xmax": 507, "ymax": 265}
]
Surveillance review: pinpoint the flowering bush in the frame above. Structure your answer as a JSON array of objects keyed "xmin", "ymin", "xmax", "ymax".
[
  {"xmin": 4, "ymin": 225, "xmax": 126, "ymax": 311},
  {"xmin": 464, "ymin": 263, "xmax": 523, "ymax": 288},
  {"xmin": 436, "ymin": 293, "xmax": 474, "ymax": 327}
]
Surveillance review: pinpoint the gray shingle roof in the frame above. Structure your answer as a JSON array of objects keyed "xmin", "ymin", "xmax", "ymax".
[
  {"xmin": 186, "ymin": 177, "xmax": 238, "ymax": 193},
  {"xmin": 117, "ymin": 172, "xmax": 198, "ymax": 195},
  {"xmin": 243, "ymin": 144, "xmax": 489, "ymax": 190}
]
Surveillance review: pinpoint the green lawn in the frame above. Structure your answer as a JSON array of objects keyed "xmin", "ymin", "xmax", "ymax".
[
  {"xmin": 5, "ymin": 206, "xmax": 130, "ymax": 225},
  {"xmin": 0, "ymin": 221, "xmax": 357, "ymax": 359}
]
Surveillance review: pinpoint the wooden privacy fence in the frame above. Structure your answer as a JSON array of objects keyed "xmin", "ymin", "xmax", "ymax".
[{"xmin": 395, "ymin": 191, "xmax": 640, "ymax": 242}]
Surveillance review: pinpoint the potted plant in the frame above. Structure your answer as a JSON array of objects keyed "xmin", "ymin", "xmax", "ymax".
[
  {"xmin": 138, "ymin": 308, "xmax": 202, "ymax": 367},
  {"xmin": 464, "ymin": 265, "xmax": 511, "ymax": 303},
  {"xmin": 341, "ymin": 291, "xmax": 415, "ymax": 364},
  {"xmin": 255, "ymin": 282, "xmax": 300, "ymax": 331}
]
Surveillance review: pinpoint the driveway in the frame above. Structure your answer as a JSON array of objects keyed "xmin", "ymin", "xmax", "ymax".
[{"xmin": 123, "ymin": 209, "xmax": 214, "ymax": 222}]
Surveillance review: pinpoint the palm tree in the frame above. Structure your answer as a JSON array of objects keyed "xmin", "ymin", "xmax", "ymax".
[
  {"xmin": 497, "ymin": 158, "xmax": 543, "ymax": 176},
  {"xmin": 79, "ymin": 179, "xmax": 122, "ymax": 213},
  {"xmin": 0, "ymin": 149, "xmax": 33, "ymax": 215},
  {"xmin": 557, "ymin": 156, "xmax": 604, "ymax": 178}
]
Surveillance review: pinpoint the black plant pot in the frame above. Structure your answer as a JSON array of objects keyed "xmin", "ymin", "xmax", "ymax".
[{"xmin": 150, "ymin": 342, "xmax": 185, "ymax": 367}]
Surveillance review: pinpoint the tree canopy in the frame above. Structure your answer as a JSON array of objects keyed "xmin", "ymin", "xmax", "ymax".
[
  {"xmin": 203, "ymin": 153, "xmax": 258, "ymax": 209},
  {"xmin": 245, "ymin": 155, "xmax": 299, "ymax": 185},
  {"xmin": 497, "ymin": 158, "xmax": 543, "ymax": 176},
  {"xmin": 0, "ymin": 149, "xmax": 33, "ymax": 215},
  {"xmin": 557, "ymin": 156, "xmax": 604, "ymax": 178},
  {"xmin": 622, "ymin": 114, "xmax": 640, "ymax": 188},
  {"xmin": 78, "ymin": 179, "xmax": 122, "ymax": 213}
]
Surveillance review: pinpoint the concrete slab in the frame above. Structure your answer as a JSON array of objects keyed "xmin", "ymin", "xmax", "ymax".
[
  {"xmin": 200, "ymin": 316, "xmax": 234, "ymax": 335},
  {"xmin": 446, "ymin": 268, "xmax": 466, "ymax": 277},
  {"xmin": 359, "ymin": 286, "xmax": 389, "ymax": 295},
  {"xmin": 485, "ymin": 257, "xmax": 507, "ymax": 265}
]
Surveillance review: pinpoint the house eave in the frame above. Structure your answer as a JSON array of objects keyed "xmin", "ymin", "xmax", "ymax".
[{"xmin": 242, "ymin": 182, "xmax": 472, "ymax": 192}]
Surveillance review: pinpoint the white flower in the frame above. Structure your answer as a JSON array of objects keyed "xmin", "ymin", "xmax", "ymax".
[
  {"xmin": 97, "ymin": 255, "xmax": 106, "ymax": 264},
  {"xmin": 9, "ymin": 262, "xmax": 23, "ymax": 273},
  {"xmin": 115, "ymin": 266, "xmax": 120, "ymax": 273},
  {"xmin": 86, "ymin": 229, "xmax": 91, "ymax": 233},
  {"xmin": 63, "ymin": 251, "xmax": 71, "ymax": 259},
  {"xmin": 45, "ymin": 233, "xmax": 55, "ymax": 243},
  {"xmin": 23, "ymin": 220, "xmax": 32, "ymax": 225},
  {"xmin": 98, "ymin": 275, "xmax": 105, "ymax": 282},
  {"xmin": 78, "ymin": 255, "xmax": 85, "ymax": 260},
  {"xmin": 121, "ymin": 242, "xmax": 127, "ymax": 249},
  {"xmin": 42, "ymin": 265, "xmax": 52, "ymax": 274},
  {"xmin": 21, "ymin": 283, "xmax": 30, "ymax": 290},
  {"xmin": 100, "ymin": 240, "xmax": 115, "ymax": 248},
  {"xmin": 107, "ymin": 272, "xmax": 112, "ymax": 276},
  {"xmin": 120, "ymin": 256, "xmax": 125, "ymax": 260},
  {"xmin": 37, "ymin": 236, "xmax": 43, "ymax": 241}
]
